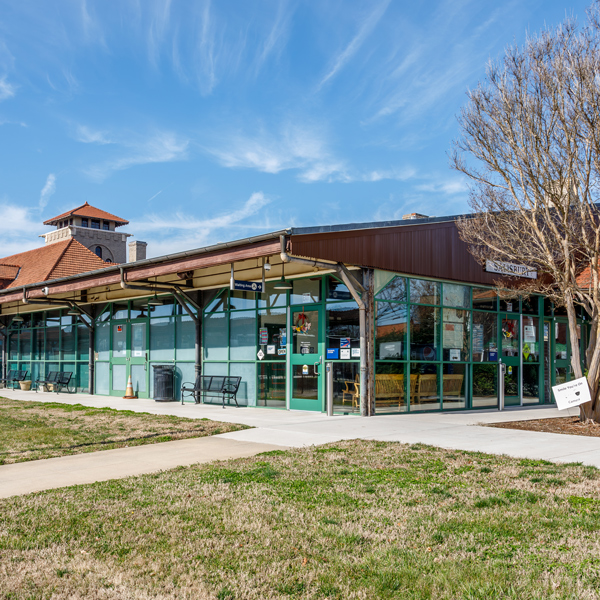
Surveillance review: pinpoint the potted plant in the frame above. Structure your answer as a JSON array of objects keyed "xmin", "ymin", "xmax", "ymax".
[{"xmin": 19, "ymin": 380, "xmax": 32, "ymax": 391}]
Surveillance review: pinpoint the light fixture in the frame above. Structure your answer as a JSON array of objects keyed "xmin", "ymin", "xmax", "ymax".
[
  {"xmin": 264, "ymin": 257, "xmax": 271, "ymax": 271},
  {"xmin": 147, "ymin": 293, "xmax": 163, "ymax": 306},
  {"xmin": 67, "ymin": 306, "xmax": 82, "ymax": 317},
  {"xmin": 12, "ymin": 313, "xmax": 24, "ymax": 323},
  {"xmin": 273, "ymin": 261, "xmax": 293, "ymax": 290}
]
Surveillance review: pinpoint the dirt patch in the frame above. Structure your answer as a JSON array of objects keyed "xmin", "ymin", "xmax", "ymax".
[{"xmin": 489, "ymin": 416, "xmax": 600, "ymax": 437}]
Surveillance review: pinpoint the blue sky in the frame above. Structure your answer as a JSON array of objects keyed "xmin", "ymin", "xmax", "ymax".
[{"xmin": 0, "ymin": 0, "xmax": 592, "ymax": 258}]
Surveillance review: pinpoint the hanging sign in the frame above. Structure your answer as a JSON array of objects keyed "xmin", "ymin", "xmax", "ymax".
[
  {"xmin": 259, "ymin": 327, "xmax": 268, "ymax": 345},
  {"xmin": 233, "ymin": 280, "xmax": 264, "ymax": 293},
  {"xmin": 553, "ymin": 377, "xmax": 591, "ymax": 410},
  {"xmin": 485, "ymin": 260, "xmax": 537, "ymax": 279}
]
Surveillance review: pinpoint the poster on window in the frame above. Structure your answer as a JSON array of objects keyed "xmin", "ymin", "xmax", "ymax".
[
  {"xmin": 443, "ymin": 322, "xmax": 463, "ymax": 349},
  {"xmin": 340, "ymin": 348, "xmax": 351, "ymax": 359},
  {"xmin": 523, "ymin": 325, "xmax": 536, "ymax": 343},
  {"xmin": 266, "ymin": 345, "xmax": 276, "ymax": 355}
]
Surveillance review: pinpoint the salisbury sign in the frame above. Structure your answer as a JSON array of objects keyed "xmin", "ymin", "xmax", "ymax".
[
  {"xmin": 485, "ymin": 260, "xmax": 537, "ymax": 279},
  {"xmin": 552, "ymin": 377, "xmax": 591, "ymax": 410}
]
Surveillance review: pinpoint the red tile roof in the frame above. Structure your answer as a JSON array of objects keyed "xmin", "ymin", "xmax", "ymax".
[
  {"xmin": 0, "ymin": 239, "xmax": 112, "ymax": 289},
  {"xmin": 577, "ymin": 266, "xmax": 594, "ymax": 287},
  {"xmin": 43, "ymin": 202, "xmax": 128, "ymax": 227}
]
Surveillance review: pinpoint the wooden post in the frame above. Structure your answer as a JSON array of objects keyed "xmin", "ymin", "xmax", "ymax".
[{"xmin": 364, "ymin": 269, "xmax": 376, "ymax": 416}]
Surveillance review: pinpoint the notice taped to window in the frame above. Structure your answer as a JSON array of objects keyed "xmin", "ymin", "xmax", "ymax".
[{"xmin": 552, "ymin": 377, "xmax": 591, "ymax": 410}]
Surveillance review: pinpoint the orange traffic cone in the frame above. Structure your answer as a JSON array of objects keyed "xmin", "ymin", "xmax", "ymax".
[{"xmin": 123, "ymin": 375, "xmax": 137, "ymax": 399}]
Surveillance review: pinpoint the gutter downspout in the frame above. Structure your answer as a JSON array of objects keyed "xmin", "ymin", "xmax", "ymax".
[{"xmin": 279, "ymin": 235, "xmax": 369, "ymax": 417}]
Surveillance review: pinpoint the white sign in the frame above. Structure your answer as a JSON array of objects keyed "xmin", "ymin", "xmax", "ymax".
[
  {"xmin": 257, "ymin": 349, "xmax": 265, "ymax": 360},
  {"xmin": 340, "ymin": 348, "xmax": 351, "ymax": 360},
  {"xmin": 266, "ymin": 345, "xmax": 276, "ymax": 355},
  {"xmin": 524, "ymin": 325, "xmax": 536, "ymax": 343},
  {"xmin": 449, "ymin": 349, "xmax": 461, "ymax": 361},
  {"xmin": 553, "ymin": 376, "xmax": 591, "ymax": 410},
  {"xmin": 351, "ymin": 348, "xmax": 361, "ymax": 358},
  {"xmin": 486, "ymin": 260, "xmax": 537, "ymax": 279}
]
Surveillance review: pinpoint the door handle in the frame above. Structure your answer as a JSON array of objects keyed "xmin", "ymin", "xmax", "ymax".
[{"xmin": 314, "ymin": 356, "xmax": 322, "ymax": 376}]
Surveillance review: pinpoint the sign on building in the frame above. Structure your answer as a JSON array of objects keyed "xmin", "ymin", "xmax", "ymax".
[
  {"xmin": 552, "ymin": 377, "xmax": 591, "ymax": 410},
  {"xmin": 232, "ymin": 280, "xmax": 264, "ymax": 292},
  {"xmin": 485, "ymin": 260, "xmax": 537, "ymax": 279}
]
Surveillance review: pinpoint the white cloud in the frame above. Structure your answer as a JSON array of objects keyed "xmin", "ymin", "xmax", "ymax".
[
  {"xmin": 82, "ymin": 130, "xmax": 189, "ymax": 181},
  {"xmin": 0, "ymin": 202, "xmax": 43, "ymax": 257},
  {"xmin": 318, "ymin": 0, "xmax": 391, "ymax": 90},
  {"xmin": 75, "ymin": 125, "xmax": 112, "ymax": 145},
  {"xmin": 130, "ymin": 191, "xmax": 277, "ymax": 257},
  {"xmin": 0, "ymin": 77, "xmax": 15, "ymax": 101},
  {"xmin": 415, "ymin": 178, "xmax": 468, "ymax": 195},
  {"xmin": 39, "ymin": 174, "xmax": 56, "ymax": 210}
]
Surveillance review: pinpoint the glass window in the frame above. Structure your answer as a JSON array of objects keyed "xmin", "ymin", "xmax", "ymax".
[
  {"xmin": 521, "ymin": 296, "xmax": 540, "ymax": 315},
  {"xmin": 112, "ymin": 323, "xmax": 127, "ymax": 358},
  {"xmin": 230, "ymin": 310, "xmax": 256, "ymax": 360},
  {"xmin": 229, "ymin": 290, "xmax": 256, "ymax": 311},
  {"xmin": 376, "ymin": 301, "xmax": 407, "ymax": 360},
  {"xmin": 113, "ymin": 302, "xmax": 128, "ymax": 320},
  {"xmin": 8, "ymin": 333, "xmax": 18, "ymax": 360},
  {"xmin": 18, "ymin": 330, "xmax": 31, "ymax": 360},
  {"xmin": 130, "ymin": 298, "xmax": 149, "ymax": 319},
  {"xmin": 499, "ymin": 297, "xmax": 517, "ymax": 313},
  {"xmin": 45, "ymin": 326, "xmax": 60, "ymax": 360},
  {"xmin": 472, "ymin": 312, "xmax": 498, "ymax": 362},
  {"xmin": 555, "ymin": 322, "xmax": 568, "ymax": 360},
  {"xmin": 176, "ymin": 315, "xmax": 196, "ymax": 361},
  {"xmin": 95, "ymin": 322, "xmax": 110, "ymax": 360},
  {"xmin": 410, "ymin": 279, "xmax": 440, "ymax": 305},
  {"xmin": 258, "ymin": 362, "xmax": 286, "ymax": 407},
  {"xmin": 81, "ymin": 218, "xmax": 88, "ymax": 227},
  {"xmin": 31, "ymin": 313, "xmax": 45, "ymax": 327},
  {"xmin": 376, "ymin": 276, "xmax": 407, "ymax": 303},
  {"xmin": 149, "ymin": 298, "xmax": 176, "ymax": 318},
  {"xmin": 258, "ymin": 308, "xmax": 287, "ymax": 361},
  {"xmin": 95, "ymin": 246, "xmax": 103, "ymax": 259},
  {"xmin": 443, "ymin": 284, "xmax": 469, "ymax": 309},
  {"xmin": 61, "ymin": 324, "xmax": 76, "ymax": 360},
  {"xmin": 442, "ymin": 363, "xmax": 466, "ymax": 409},
  {"xmin": 102, "ymin": 222, "xmax": 109, "ymax": 230},
  {"xmin": 409, "ymin": 305, "xmax": 439, "ymax": 361},
  {"xmin": 131, "ymin": 322, "xmax": 147, "ymax": 356},
  {"xmin": 374, "ymin": 362, "xmax": 407, "ymax": 413},
  {"xmin": 229, "ymin": 363, "xmax": 256, "ymax": 407},
  {"xmin": 292, "ymin": 309, "xmax": 319, "ymax": 355},
  {"xmin": 290, "ymin": 278, "xmax": 321, "ymax": 305},
  {"xmin": 374, "ymin": 270, "xmax": 396, "ymax": 295},
  {"xmin": 523, "ymin": 365, "xmax": 540, "ymax": 404},
  {"xmin": 327, "ymin": 302, "xmax": 360, "ymax": 352},
  {"xmin": 442, "ymin": 308, "xmax": 470, "ymax": 361},
  {"xmin": 77, "ymin": 324, "xmax": 90, "ymax": 360},
  {"xmin": 32, "ymin": 328, "xmax": 44, "ymax": 360},
  {"xmin": 46, "ymin": 311, "xmax": 61, "ymax": 328},
  {"xmin": 332, "ymin": 362, "xmax": 360, "ymax": 413},
  {"xmin": 327, "ymin": 276, "xmax": 354, "ymax": 301},
  {"xmin": 91, "ymin": 219, "xmax": 100, "ymax": 229},
  {"xmin": 95, "ymin": 361, "xmax": 109, "ymax": 394},
  {"xmin": 204, "ymin": 290, "xmax": 227, "ymax": 313},
  {"xmin": 501, "ymin": 317, "xmax": 519, "ymax": 357},
  {"xmin": 472, "ymin": 287, "xmax": 497, "ymax": 311},
  {"xmin": 204, "ymin": 312, "xmax": 228, "ymax": 360},
  {"xmin": 96, "ymin": 304, "xmax": 111, "ymax": 322},
  {"xmin": 522, "ymin": 316, "xmax": 539, "ymax": 362},
  {"xmin": 150, "ymin": 318, "xmax": 174, "ymax": 361},
  {"xmin": 258, "ymin": 281, "xmax": 287, "ymax": 309},
  {"xmin": 472, "ymin": 364, "xmax": 498, "ymax": 408},
  {"xmin": 409, "ymin": 363, "xmax": 440, "ymax": 411}
]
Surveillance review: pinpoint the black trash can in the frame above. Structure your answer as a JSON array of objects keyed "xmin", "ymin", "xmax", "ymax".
[{"xmin": 153, "ymin": 365, "xmax": 175, "ymax": 402}]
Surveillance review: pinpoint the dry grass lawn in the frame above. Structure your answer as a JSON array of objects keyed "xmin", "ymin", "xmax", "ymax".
[
  {"xmin": 0, "ymin": 397, "xmax": 248, "ymax": 464},
  {"xmin": 0, "ymin": 440, "xmax": 599, "ymax": 599}
]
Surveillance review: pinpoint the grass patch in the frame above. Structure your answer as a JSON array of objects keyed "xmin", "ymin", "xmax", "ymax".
[
  {"xmin": 0, "ymin": 397, "xmax": 249, "ymax": 464},
  {"xmin": 1, "ymin": 440, "xmax": 600, "ymax": 598}
]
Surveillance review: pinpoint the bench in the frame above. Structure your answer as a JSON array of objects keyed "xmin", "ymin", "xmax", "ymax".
[
  {"xmin": 181, "ymin": 375, "xmax": 242, "ymax": 408},
  {"xmin": 374, "ymin": 374, "xmax": 418, "ymax": 409},
  {"xmin": 34, "ymin": 371, "xmax": 74, "ymax": 393},
  {"xmin": 0, "ymin": 370, "xmax": 28, "ymax": 389}
]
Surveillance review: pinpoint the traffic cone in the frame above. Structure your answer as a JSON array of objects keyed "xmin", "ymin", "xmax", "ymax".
[{"xmin": 123, "ymin": 375, "xmax": 137, "ymax": 399}]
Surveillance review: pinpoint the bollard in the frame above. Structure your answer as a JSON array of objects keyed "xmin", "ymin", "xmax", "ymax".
[
  {"xmin": 326, "ymin": 362, "xmax": 333, "ymax": 416},
  {"xmin": 498, "ymin": 359, "xmax": 505, "ymax": 411}
]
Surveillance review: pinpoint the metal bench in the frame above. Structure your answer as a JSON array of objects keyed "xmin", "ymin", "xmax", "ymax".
[
  {"xmin": 54, "ymin": 372, "xmax": 74, "ymax": 394},
  {"xmin": 181, "ymin": 375, "xmax": 242, "ymax": 408},
  {"xmin": 34, "ymin": 371, "xmax": 59, "ymax": 392},
  {"xmin": 1, "ymin": 370, "xmax": 28, "ymax": 389}
]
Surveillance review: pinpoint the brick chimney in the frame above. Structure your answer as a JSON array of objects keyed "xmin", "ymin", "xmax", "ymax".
[{"xmin": 128, "ymin": 241, "xmax": 147, "ymax": 262}]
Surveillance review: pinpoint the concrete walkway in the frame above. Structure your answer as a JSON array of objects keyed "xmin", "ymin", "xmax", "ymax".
[{"xmin": 1, "ymin": 388, "xmax": 599, "ymax": 498}]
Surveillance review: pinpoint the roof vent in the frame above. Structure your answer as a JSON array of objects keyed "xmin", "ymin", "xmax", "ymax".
[{"xmin": 402, "ymin": 213, "xmax": 429, "ymax": 220}]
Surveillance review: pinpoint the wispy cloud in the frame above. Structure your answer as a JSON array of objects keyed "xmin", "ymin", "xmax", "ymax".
[
  {"xmin": 131, "ymin": 191, "xmax": 276, "ymax": 256},
  {"xmin": 318, "ymin": 0, "xmax": 391, "ymax": 90},
  {"xmin": 415, "ymin": 177, "xmax": 468, "ymax": 195},
  {"xmin": 0, "ymin": 201, "xmax": 43, "ymax": 256},
  {"xmin": 39, "ymin": 174, "xmax": 56, "ymax": 210},
  {"xmin": 80, "ymin": 129, "xmax": 189, "ymax": 181},
  {"xmin": 0, "ymin": 77, "xmax": 16, "ymax": 101},
  {"xmin": 75, "ymin": 124, "xmax": 112, "ymax": 145}
]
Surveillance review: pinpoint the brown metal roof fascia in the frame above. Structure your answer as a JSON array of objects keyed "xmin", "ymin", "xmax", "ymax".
[
  {"xmin": 0, "ymin": 233, "xmax": 286, "ymax": 304},
  {"xmin": 289, "ymin": 220, "xmax": 506, "ymax": 287}
]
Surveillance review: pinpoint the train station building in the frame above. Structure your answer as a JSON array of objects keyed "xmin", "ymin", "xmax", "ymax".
[{"xmin": 0, "ymin": 205, "xmax": 582, "ymax": 415}]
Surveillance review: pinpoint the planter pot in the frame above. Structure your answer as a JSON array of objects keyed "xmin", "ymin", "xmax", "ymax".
[
  {"xmin": 19, "ymin": 381, "xmax": 32, "ymax": 391},
  {"xmin": 41, "ymin": 383, "xmax": 55, "ymax": 392}
]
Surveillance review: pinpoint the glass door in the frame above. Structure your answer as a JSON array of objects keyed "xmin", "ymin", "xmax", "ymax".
[
  {"xmin": 500, "ymin": 314, "xmax": 520, "ymax": 406},
  {"xmin": 553, "ymin": 319, "xmax": 571, "ymax": 387},
  {"xmin": 110, "ymin": 321, "xmax": 128, "ymax": 396},
  {"xmin": 290, "ymin": 306, "xmax": 323, "ymax": 411},
  {"xmin": 130, "ymin": 321, "xmax": 149, "ymax": 398}
]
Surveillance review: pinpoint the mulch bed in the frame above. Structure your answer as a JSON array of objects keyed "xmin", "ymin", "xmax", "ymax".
[{"xmin": 489, "ymin": 416, "xmax": 600, "ymax": 437}]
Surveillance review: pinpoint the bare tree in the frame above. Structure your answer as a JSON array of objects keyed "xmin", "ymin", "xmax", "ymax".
[{"xmin": 452, "ymin": 4, "xmax": 600, "ymax": 422}]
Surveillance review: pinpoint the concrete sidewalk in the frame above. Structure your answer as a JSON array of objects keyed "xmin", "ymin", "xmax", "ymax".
[
  {"xmin": 2, "ymin": 388, "xmax": 599, "ymax": 499},
  {"xmin": 0, "ymin": 436, "xmax": 286, "ymax": 499}
]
